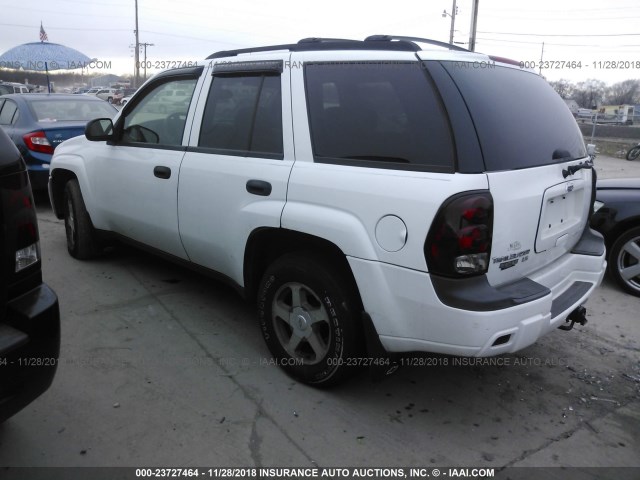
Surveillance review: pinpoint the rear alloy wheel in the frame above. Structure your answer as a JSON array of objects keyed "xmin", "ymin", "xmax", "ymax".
[
  {"xmin": 609, "ymin": 226, "xmax": 640, "ymax": 297},
  {"xmin": 63, "ymin": 179, "xmax": 101, "ymax": 259},
  {"xmin": 257, "ymin": 253, "xmax": 363, "ymax": 386}
]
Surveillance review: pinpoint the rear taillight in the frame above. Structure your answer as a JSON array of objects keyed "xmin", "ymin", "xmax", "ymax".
[
  {"xmin": 425, "ymin": 191, "xmax": 493, "ymax": 277},
  {"xmin": 7, "ymin": 187, "xmax": 41, "ymax": 273},
  {"xmin": 23, "ymin": 131, "xmax": 54, "ymax": 154}
]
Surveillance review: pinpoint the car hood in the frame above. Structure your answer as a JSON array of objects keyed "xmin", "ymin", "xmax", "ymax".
[{"xmin": 597, "ymin": 178, "xmax": 640, "ymax": 190}]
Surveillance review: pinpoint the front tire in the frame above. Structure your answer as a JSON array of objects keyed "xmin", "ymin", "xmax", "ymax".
[
  {"xmin": 609, "ymin": 226, "xmax": 640, "ymax": 297},
  {"xmin": 257, "ymin": 253, "xmax": 363, "ymax": 386},
  {"xmin": 627, "ymin": 146, "xmax": 640, "ymax": 161},
  {"xmin": 63, "ymin": 179, "xmax": 101, "ymax": 259}
]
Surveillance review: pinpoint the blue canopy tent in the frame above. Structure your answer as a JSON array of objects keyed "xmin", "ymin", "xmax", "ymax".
[{"xmin": 0, "ymin": 42, "xmax": 93, "ymax": 93}]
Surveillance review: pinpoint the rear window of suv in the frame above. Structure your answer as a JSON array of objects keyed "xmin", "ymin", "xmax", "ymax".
[
  {"xmin": 442, "ymin": 62, "xmax": 586, "ymax": 171},
  {"xmin": 305, "ymin": 62, "xmax": 455, "ymax": 172}
]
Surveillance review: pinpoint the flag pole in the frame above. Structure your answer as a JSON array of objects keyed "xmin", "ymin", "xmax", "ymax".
[{"xmin": 45, "ymin": 61, "xmax": 51, "ymax": 93}]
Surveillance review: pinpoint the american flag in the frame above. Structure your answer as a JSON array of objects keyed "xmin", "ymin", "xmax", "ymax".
[{"xmin": 40, "ymin": 22, "xmax": 48, "ymax": 42}]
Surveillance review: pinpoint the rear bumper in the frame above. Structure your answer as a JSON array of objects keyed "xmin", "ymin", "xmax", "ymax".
[
  {"xmin": 26, "ymin": 164, "xmax": 50, "ymax": 191},
  {"xmin": 349, "ymin": 232, "xmax": 606, "ymax": 357},
  {"xmin": 0, "ymin": 283, "xmax": 60, "ymax": 423}
]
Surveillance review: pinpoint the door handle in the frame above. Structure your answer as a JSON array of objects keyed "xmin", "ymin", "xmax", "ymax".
[
  {"xmin": 246, "ymin": 179, "xmax": 272, "ymax": 196},
  {"xmin": 154, "ymin": 166, "xmax": 171, "ymax": 179}
]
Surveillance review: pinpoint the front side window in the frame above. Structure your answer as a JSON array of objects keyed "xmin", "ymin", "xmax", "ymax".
[
  {"xmin": 305, "ymin": 62, "xmax": 455, "ymax": 172},
  {"xmin": 198, "ymin": 74, "xmax": 283, "ymax": 158},
  {"xmin": 121, "ymin": 78, "xmax": 197, "ymax": 146}
]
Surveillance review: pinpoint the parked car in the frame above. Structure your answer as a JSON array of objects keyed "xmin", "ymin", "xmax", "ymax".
[
  {"xmin": 48, "ymin": 36, "xmax": 605, "ymax": 386},
  {"xmin": 0, "ymin": 127, "xmax": 60, "ymax": 423},
  {"xmin": 94, "ymin": 88, "xmax": 118, "ymax": 103},
  {"xmin": 591, "ymin": 178, "xmax": 640, "ymax": 296},
  {"xmin": 116, "ymin": 88, "xmax": 137, "ymax": 106},
  {"xmin": 0, "ymin": 93, "xmax": 117, "ymax": 190},
  {"xmin": 84, "ymin": 87, "xmax": 103, "ymax": 95},
  {"xmin": 0, "ymin": 82, "xmax": 29, "ymax": 95},
  {"xmin": 112, "ymin": 90, "xmax": 124, "ymax": 105}
]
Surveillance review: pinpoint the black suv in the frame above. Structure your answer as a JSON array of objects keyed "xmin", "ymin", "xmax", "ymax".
[{"xmin": 0, "ymin": 127, "xmax": 59, "ymax": 423}]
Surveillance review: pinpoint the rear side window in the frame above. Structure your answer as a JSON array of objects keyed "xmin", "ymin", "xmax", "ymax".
[
  {"xmin": 0, "ymin": 100, "xmax": 19, "ymax": 125},
  {"xmin": 198, "ymin": 74, "xmax": 283, "ymax": 158},
  {"xmin": 442, "ymin": 62, "xmax": 586, "ymax": 171},
  {"xmin": 305, "ymin": 62, "xmax": 455, "ymax": 172}
]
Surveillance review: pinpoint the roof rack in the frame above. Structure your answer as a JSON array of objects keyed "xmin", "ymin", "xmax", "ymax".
[
  {"xmin": 206, "ymin": 34, "xmax": 468, "ymax": 59},
  {"xmin": 365, "ymin": 35, "xmax": 469, "ymax": 52}
]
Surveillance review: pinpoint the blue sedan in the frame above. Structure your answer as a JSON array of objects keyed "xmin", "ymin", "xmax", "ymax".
[{"xmin": 0, "ymin": 93, "xmax": 117, "ymax": 190}]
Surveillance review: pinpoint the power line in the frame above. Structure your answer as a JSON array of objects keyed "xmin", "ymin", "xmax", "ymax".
[
  {"xmin": 0, "ymin": 22, "xmax": 129, "ymax": 32},
  {"xmin": 6, "ymin": 5, "xmax": 128, "ymax": 19},
  {"xmin": 477, "ymin": 30, "xmax": 640, "ymax": 38},
  {"xmin": 476, "ymin": 37, "xmax": 640, "ymax": 47}
]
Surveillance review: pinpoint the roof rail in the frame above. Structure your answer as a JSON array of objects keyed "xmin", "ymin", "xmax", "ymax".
[
  {"xmin": 298, "ymin": 37, "xmax": 361, "ymax": 44},
  {"xmin": 206, "ymin": 35, "xmax": 466, "ymax": 59},
  {"xmin": 365, "ymin": 35, "xmax": 469, "ymax": 52}
]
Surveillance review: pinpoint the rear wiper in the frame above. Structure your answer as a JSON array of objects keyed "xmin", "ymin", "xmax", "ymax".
[
  {"xmin": 562, "ymin": 160, "xmax": 593, "ymax": 178},
  {"xmin": 341, "ymin": 155, "xmax": 410, "ymax": 163}
]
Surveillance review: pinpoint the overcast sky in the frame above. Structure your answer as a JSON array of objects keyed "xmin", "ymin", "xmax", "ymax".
[{"xmin": 1, "ymin": 0, "xmax": 639, "ymax": 85}]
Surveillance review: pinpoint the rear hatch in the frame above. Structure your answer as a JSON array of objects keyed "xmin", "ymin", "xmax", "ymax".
[
  {"xmin": 0, "ymin": 129, "xmax": 41, "ymax": 316},
  {"xmin": 438, "ymin": 59, "xmax": 591, "ymax": 286}
]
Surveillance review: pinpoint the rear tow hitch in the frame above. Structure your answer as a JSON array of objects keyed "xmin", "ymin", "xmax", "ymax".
[{"xmin": 558, "ymin": 306, "xmax": 588, "ymax": 331}]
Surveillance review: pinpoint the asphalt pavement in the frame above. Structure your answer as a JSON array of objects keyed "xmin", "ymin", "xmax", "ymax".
[{"xmin": 0, "ymin": 155, "xmax": 638, "ymax": 475}]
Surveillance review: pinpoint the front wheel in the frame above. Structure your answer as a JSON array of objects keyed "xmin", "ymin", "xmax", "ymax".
[
  {"xmin": 626, "ymin": 146, "xmax": 640, "ymax": 161},
  {"xmin": 63, "ymin": 179, "xmax": 101, "ymax": 259},
  {"xmin": 609, "ymin": 226, "xmax": 640, "ymax": 297},
  {"xmin": 257, "ymin": 253, "xmax": 363, "ymax": 386}
]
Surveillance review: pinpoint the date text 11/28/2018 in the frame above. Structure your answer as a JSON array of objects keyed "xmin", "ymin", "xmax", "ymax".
[
  {"xmin": 135, "ymin": 467, "xmax": 496, "ymax": 478},
  {"xmin": 519, "ymin": 60, "xmax": 640, "ymax": 70}
]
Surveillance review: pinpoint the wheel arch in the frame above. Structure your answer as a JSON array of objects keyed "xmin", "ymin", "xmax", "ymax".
[
  {"xmin": 243, "ymin": 228, "xmax": 361, "ymax": 307},
  {"xmin": 49, "ymin": 168, "xmax": 78, "ymax": 219},
  {"xmin": 607, "ymin": 216, "xmax": 640, "ymax": 251}
]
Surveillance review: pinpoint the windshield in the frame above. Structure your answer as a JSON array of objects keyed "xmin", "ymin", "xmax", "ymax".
[
  {"xmin": 29, "ymin": 99, "xmax": 116, "ymax": 122},
  {"xmin": 442, "ymin": 62, "xmax": 586, "ymax": 171}
]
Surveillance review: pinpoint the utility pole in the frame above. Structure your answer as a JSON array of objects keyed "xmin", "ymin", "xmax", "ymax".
[
  {"xmin": 468, "ymin": 0, "xmax": 479, "ymax": 51},
  {"xmin": 539, "ymin": 42, "xmax": 545, "ymax": 75},
  {"xmin": 134, "ymin": 0, "xmax": 140, "ymax": 88},
  {"xmin": 449, "ymin": 0, "xmax": 457, "ymax": 45},
  {"xmin": 442, "ymin": 0, "xmax": 458, "ymax": 45},
  {"xmin": 140, "ymin": 42, "xmax": 154, "ymax": 82}
]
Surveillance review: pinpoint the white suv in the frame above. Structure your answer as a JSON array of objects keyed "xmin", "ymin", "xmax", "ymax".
[
  {"xmin": 48, "ymin": 36, "xmax": 606, "ymax": 386},
  {"xmin": 93, "ymin": 88, "xmax": 118, "ymax": 103}
]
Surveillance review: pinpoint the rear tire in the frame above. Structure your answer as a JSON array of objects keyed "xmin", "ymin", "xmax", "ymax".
[
  {"xmin": 608, "ymin": 226, "xmax": 640, "ymax": 297},
  {"xmin": 626, "ymin": 146, "xmax": 640, "ymax": 161},
  {"xmin": 257, "ymin": 252, "xmax": 363, "ymax": 386},
  {"xmin": 63, "ymin": 179, "xmax": 101, "ymax": 259}
]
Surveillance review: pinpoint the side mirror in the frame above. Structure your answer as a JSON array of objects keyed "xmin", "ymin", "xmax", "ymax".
[{"xmin": 85, "ymin": 118, "xmax": 114, "ymax": 141}]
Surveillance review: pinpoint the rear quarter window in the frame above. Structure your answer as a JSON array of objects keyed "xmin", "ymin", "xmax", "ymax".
[
  {"xmin": 304, "ymin": 62, "xmax": 455, "ymax": 172},
  {"xmin": 442, "ymin": 62, "xmax": 586, "ymax": 171}
]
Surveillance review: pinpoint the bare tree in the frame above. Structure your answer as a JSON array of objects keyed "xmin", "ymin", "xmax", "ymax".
[
  {"xmin": 573, "ymin": 79, "xmax": 607, "ymax": 108},
  {"xmin": 606, "ymin": 79, "xmax": 640, "ymax": 105},
  {"xmin": 549, "ymin": 79, "xmax": 574, "ymax": 99}
]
